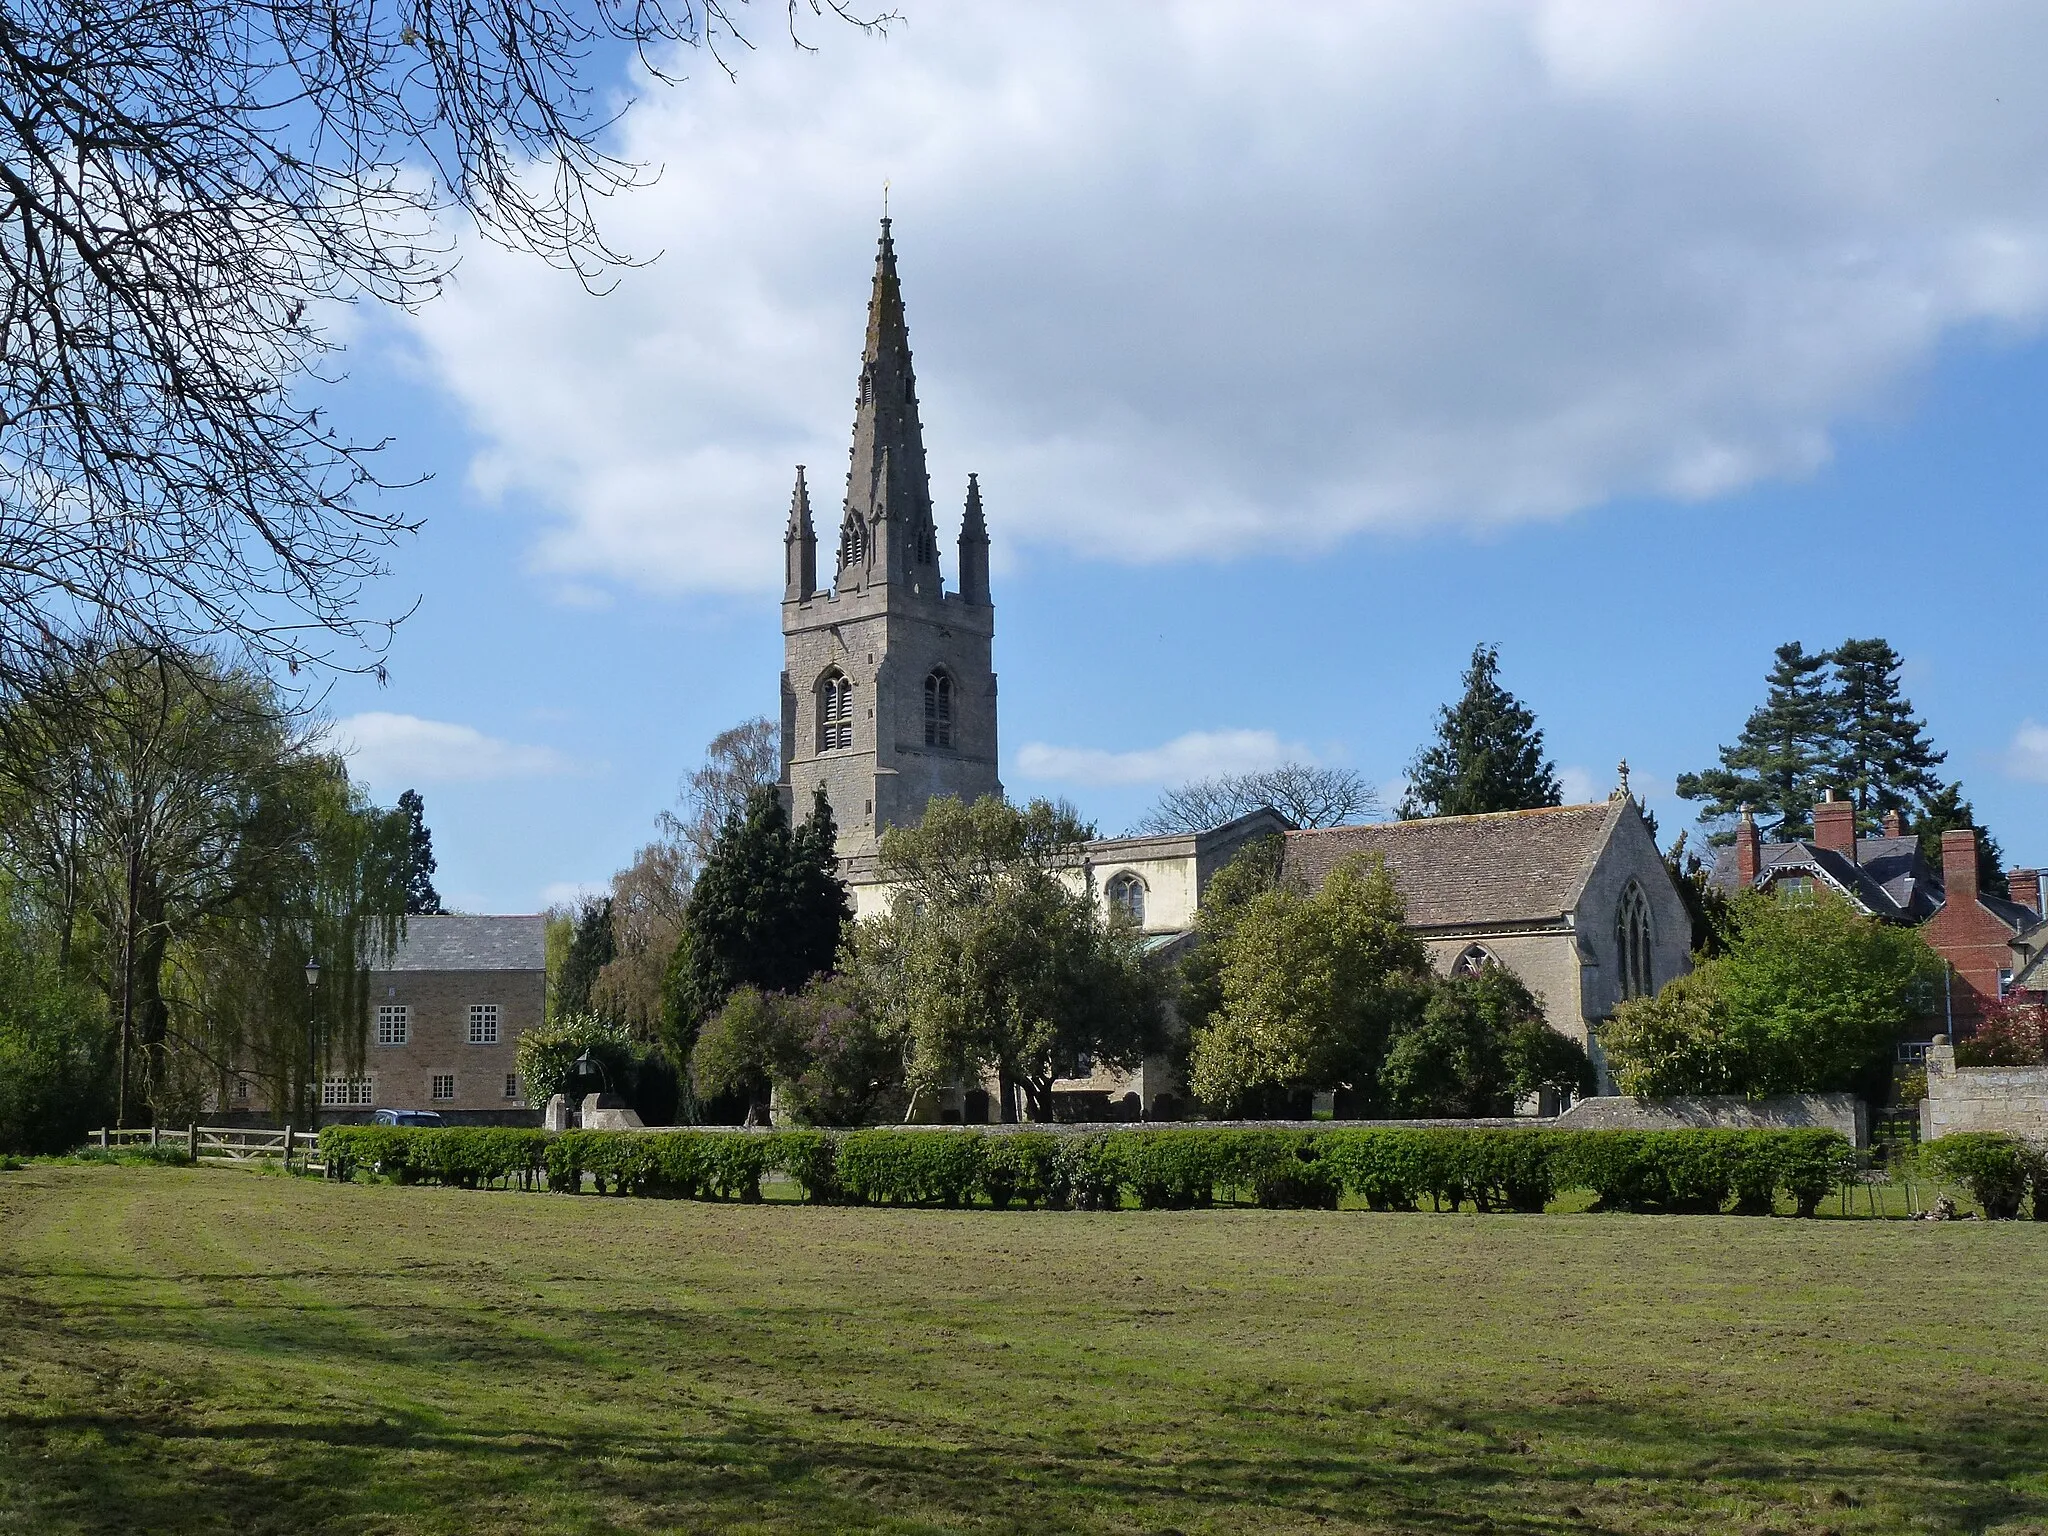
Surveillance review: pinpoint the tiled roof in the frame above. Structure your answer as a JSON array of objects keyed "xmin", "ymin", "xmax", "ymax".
[
  {"xmin": 377, "ymin": 915, "xmax": 547, "ymax": 972},
  {"xmin": 1281, "ymin": 803, "xmax": 1622, "ymax": 928},
  {"xmin": 1705, "ymin": 834, "xmax": 2044, "ymax": 932}
]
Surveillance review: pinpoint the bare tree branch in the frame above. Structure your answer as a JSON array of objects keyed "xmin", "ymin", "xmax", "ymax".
[{"xmin": 1131, "ymin": 764, "xmax": 1381, "ymax": 836}]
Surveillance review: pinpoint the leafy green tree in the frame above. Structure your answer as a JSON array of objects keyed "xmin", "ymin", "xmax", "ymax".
[
  {"xmin": 1909, "ymin": 783, "xmax": 2008, "ymax": 899},
  {"xmin": 863, "ymin": 795, "xmax": 1159, "ymax": 1121},
  {"xmin": 1827, "ymin": 639, "xmax": 1945, "ymax": 826},
  {"xmin": 396, "ymin": 790, "xmax": 444, "ymax": 915},
  {"xmin": 1380, "ymin": 965, "xmax": 1593, "ymax": 1117},
  {"xmin": 1603, "ymin": 890, "xmax": 1939, "ymax": 1100},
  {"xmin": 689, "ymin": 975, "xmax": 906, "ymax": 1129},
  {"xmin": 1189, "ymin": 853, "xmax": 1428, "ymax": 1115},
  {"xmin": 555, "ymin": 896, "xmax": 616, "ymax": 1019},
  {"xmin": 1400, "ymin": 644, "xmax": 1561, "ymax": 818},
  {"xmin": 514, "ymin": 1011, "xmax": 640, "ymax": 1109},
  {"xmin": 1602, "ymin": 969, "xmax": 1742, "ymax": 1097},
  {"xmin": 1677, "ymin": 641, "xmax": 1835, "ymax": 840},
  {"xmin": 662, "ymin": 785, "xmax": 849, "ymax": 1080},
  {"xmin": 0, "ymin": 893, "xmax": 113, "ymax": 1153},
  {"xmin": 689, "ymin": 987, "xmax": 797, "ymax": 1126}
]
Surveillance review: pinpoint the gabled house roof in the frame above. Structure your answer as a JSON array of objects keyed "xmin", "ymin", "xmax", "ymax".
[
  {"xmin": 1708, "ymin": 836, "xmax": 2044, "ymax": 936},
  {"xmin": 1281, "ymin": 801, "xmax": 1631, "ymax": 930},
  {"xmin": 377, "ymin": 915, "xmax": 548, "ymax": 972}
]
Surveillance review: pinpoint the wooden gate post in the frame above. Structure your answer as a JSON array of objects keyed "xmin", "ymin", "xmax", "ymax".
[
  {"xmin": 282, "ymin": 1123, "xmax": 293, "ymax": 1174},
  {"xmin": 188, "ymin": 1123, "xmax": 198, "ymax": 1164}
]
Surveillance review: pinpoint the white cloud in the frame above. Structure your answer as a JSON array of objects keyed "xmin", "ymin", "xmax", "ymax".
[
  {"xmin": 403, "ymin": 1, "xmax": 2048, "ymax": 596},
  {"xmin": 1556, "ymin": 766, "xmax": 1603, "ymax": 806},
  {"xmin": 2007, "ymin": 721, "xmax": 2048, "ymax": 783},
  {"xmin": 1016, "ymin": 729, "xmax": 1307, "ymax": 787},
  {"xmin": 323, "ymin": 712, "xmax": 582, "ymax": 788}
]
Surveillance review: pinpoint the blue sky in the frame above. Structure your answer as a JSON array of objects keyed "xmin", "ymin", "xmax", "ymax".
[{"xmin": 308, "ymin": 4, "xmax": 2048, "ymax": 912}]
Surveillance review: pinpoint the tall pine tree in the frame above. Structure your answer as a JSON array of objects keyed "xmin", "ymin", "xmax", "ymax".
[
  {"xmin": 554, "ymin": 896, "xmax": 616, "ymax": 1018},
  {"xmin": 396, "ymin": 789, "xmax": 443, "ymax": 915},
  {"xmin": 1400, "ymin": 644, "xmax": 1561, "ymax": 818},
  {"xmin": 663, "ymin": 785, "xmax": 850, "ymax": 1066},
  {"xmin": 1676, "ymin": 641, "xmax": 1834, "ymax": 840},
  {"xmin": 1827, "ymin": 638, "xmax": 1945, "ymax": 826}
]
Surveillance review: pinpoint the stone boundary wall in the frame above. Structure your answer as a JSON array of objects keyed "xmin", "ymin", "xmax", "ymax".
[
  {"xmin": 1921, "ymin": 1040, "xmax": 2048, "ymax": 1141},
  {"xmin": 1555, "ymin": 1093, "xmax": 1866, "ymax": 1146}
]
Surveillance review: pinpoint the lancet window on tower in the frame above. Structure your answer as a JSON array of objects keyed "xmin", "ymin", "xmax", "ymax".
[
  {"xmin": 839, "ymin": 514, "xmax": 867, "ymax": 570},
  {"xmin": 923, "ymin": 669, "xmax": 953, "ymax": 748},
  {"xmin": 1615, "ymin": 882, "xmax": 1654, "ymax": 1000},
  {"xmin": 818, "ymin": 670, "xmax": 854, "ymax": 752}
]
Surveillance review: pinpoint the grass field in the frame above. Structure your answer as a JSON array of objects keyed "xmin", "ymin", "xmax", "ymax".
[{"xmin": 4, "ymin": 1166, "xmax": 2047, "ymax": 1534}]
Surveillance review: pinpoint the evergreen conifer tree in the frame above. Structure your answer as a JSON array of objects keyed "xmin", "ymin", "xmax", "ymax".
[
  {"xmin": 1676, "ymin": 642, "xmax": 1834, "ymax": 839},
  {"xmin": 396, "ymin": 789, "xmax": 443, "ymax": 915},
  {"xmin": 1826, "ymin": 638, "xmax": 1945, "ymax": 826},
  {"xmin": 1400, "ymin": 644, "xmax": 1561, "ymax": 818},
  {"xmin": 1909, "ymin": 783, "xmax": 2009, "ymax": 899},
  {"xmin": 663, "ymin": 785, "xmax": 851, "ymax": 1066},
  {"xmin": 555, "ymin": 896, "xmax": 616, "ymax": 1018}
]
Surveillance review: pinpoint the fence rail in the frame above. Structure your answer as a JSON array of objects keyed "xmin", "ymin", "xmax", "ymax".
[{"xmin": 89, "ymin": 1124, "xmax": 324, "ymax": 1173}]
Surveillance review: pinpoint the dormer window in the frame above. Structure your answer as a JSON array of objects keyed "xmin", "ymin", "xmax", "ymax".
[
  {"xmin": 818, "ymin": 670, "xmax": 854, "ymax": 752},
  {"xmin": 923, "ymin": 669, "xmax": 953, "ymax": 747}
]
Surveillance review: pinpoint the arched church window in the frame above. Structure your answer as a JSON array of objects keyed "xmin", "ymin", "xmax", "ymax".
[
  {"xmin": 1452, "ymin": 944, "xmax": 1497, "ymax": 977},
  {"xmin": 817, "ymin": 671, "xmax": 854, "ymax": 752},
  {"xmin": 1615, "ymin": 881, "xmax": 1654, "ymax": 1000},
  {"xmin": 1106, "ymin": 872, "xmax": 1146, "ymax": 927},
  {"xmin": 923, "ymin": 670, "xmax": 953, "ymax": 747},
  {"xmin": 840, "ymin": 514, "xmax": 867, "ymax": 569}
]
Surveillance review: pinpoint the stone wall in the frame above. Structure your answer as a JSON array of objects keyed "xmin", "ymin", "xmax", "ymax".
[
  {"xmin": 1556, "ymin": 1093, "xmax": 1866, "ymax": 1145},
  {"xmin": 1920, "ymin": 1039, "xmax": 2048, "ymax": 1140}
]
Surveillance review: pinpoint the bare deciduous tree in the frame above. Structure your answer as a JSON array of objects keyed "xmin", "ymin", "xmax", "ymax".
[
  {"xmin": 0, "ymin": 0, "xmax": 879, "ymax": 686},
  {"xmin": 1132, "ymin": 763, "xmax": 1380, "ymax": 836},
  {"xmin": 662, "ymin": 715, "xmax": 780, "ymax": 868}
]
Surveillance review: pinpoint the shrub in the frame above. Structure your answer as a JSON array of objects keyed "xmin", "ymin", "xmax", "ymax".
[
  {"xmin": 0, "ymin": 933, "xmax": 113, "ymax": 1156},
  {"xmin": 836, "ymin": 1130, "xmax": 986, "ymax": 1207},
  {"xmin": 982, "ymin": 1132, "xmax": 1060, "ymax": 1209},
  {"xmin": 515, "ymin": 1012, "xmax": 641, "ymax": 1113},
  {"xmin": 1112, "ymin": 1129, "xmax": 1226, "ymax": 1209},
  {"xmin": 773, "ymin": 1131, "xmax": 839, "ymax": 1203},
  {"xmin": 1921, "ymin": 1133, "xmax": 2037, "ymax": 1220},
  {"xmin": 1054, "ymin": 1133, "xmax": 1122, "ymax": 1210},
  {"xmin": 320, "ymin": 1126, "xmax": 548, "ymax": 1189}
]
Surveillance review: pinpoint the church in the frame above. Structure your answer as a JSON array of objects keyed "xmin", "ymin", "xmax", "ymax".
[{"xmin": 776, "ymin": 221, "xmax": 1691, "ymax": 1117}]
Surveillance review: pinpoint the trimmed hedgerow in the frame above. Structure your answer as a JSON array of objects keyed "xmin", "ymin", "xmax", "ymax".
[
  {"xmin": 320, "ymin": 1123, "xmax": 1861, "ymax": 1215},
  {"xmin": 319, "ymin": 1126, "xmax": 547, "ymax": 1189},
  {"xmin": 1920, "ymin": 1132, "xmax": 2045, "ymax": 1220}
]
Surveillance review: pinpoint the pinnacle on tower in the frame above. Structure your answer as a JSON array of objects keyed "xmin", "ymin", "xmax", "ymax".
[
  {"xmin": 784, "ymin": 465, "xmax": 816, "ymax": 601},
  {"xmin": 958, "ymin": 472, "xmax": 990, "ymax": 606},
  {"xmin": 840, "ymin": 217, "xmax": 939, "ymax": 590}
]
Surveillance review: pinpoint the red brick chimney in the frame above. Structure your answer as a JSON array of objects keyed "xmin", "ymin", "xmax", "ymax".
[
  {"xmin": 2010, "ymin": 869, "xmax": 2042, "ymax": 917},
  {"xmin": 1812, "ymin": 789, "xmax": 1858, "ymax": 859},
  {"xmin": 1941, "ymin": 827, "xmax": 1980, "ymax": 903},
  {"xmin": 1736, "ymin": 805, "xmax": 1761, "ymax": 887},
  {"xmin": 1881, "ymin": 808, "xmax": 1906, "ymax": 838}
]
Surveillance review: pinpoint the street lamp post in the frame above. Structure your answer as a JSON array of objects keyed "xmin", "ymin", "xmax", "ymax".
[{"xmin": 304, "ymin": 957, "xmax": 322, "ymax": 1133}]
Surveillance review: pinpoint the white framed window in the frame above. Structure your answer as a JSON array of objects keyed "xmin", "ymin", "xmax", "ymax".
[
  {"xmin": 322, "ymin": 1075, "xmax": 375, "ymax": 1108},
  {"xmin": 1106, "ymin": 872, "xmax": 1146, "ymax": 927},
  {"xmin": 431, "ymin": 1074, "xmax": 455, "ymax": 1101},
  {"xmin": 376, "ymin": 1004, "xmax": 410, "ymax": 1046},
  {"xmin": 504, "ymin": 1073, "xmax": 519, "ymax": 1101},
  {"xmin": 468, "ymin": 1004, "xmax": 499, "ymax": 1045},
  {"xmin": 1999, "ymin": 969, "xmax": 2015, "ymax": 1000}
]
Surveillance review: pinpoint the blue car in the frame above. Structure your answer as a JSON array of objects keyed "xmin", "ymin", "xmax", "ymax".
[{"xmin": 370, "ymin": 1109, "xmax": 444, "ymax": 1127}]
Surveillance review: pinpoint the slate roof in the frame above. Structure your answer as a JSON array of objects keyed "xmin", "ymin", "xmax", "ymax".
[
  {"xmin": 1281, "ymin": 802, "xmax": 1623, "ymax": 929},
  {"xmin": 1708, "ymin": 836, "xmax": 2045, "ymax": 934},
  {"xmin": 377, "ymin": 915, "xmax": 547, "ymax": 972}
]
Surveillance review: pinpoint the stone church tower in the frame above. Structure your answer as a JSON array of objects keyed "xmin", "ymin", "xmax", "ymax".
[{"xmin": 779, "ymin": 219, "xmax": 1000, "ymax": 856}]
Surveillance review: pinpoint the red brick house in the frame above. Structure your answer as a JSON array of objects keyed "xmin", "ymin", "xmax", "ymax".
[{"xmin": 1709, "ymin": 792, "xmax": 2045, "ymax": 1032}]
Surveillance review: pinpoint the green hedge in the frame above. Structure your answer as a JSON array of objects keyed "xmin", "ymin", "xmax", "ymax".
[
  {"xmin": 1920, "ymin": 1133, "xmax": 2048, "ymax": 1220},
  {"xmin": 319, "ymin": 1124, "xmax": 1861, "ymax": 1215}
]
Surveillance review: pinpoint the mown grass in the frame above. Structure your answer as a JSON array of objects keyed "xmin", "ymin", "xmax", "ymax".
[{"xmin": 2, "ymin": 1164, "xmax": 2046, "ymax": 1534}]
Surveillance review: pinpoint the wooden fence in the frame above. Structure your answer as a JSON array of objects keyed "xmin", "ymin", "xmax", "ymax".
[{"xmin": 90, "ymin": 1124, "xmax": 325, "ymax": 1174}]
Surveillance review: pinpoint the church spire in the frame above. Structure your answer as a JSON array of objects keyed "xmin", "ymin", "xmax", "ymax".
[
  {"xmin": 840, "ymin": 216, "xmax": 938, "ymax": 590},
  {"xmin": 958, "ymin": 472, "xmax": 990, "ymax": 606},
  {"xmin": 783, "ymin": 465, "xmax": 815, "ymax": 601}
]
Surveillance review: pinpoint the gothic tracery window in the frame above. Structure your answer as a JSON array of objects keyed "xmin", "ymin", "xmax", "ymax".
[
  {"xmin": 923, "ymin": 669, "xmax": 953, "ymax": 747},
  {"xmin": 1452, "ymin": 944, "xmax": 1497, "ymax": 977},
  {"xmin": 1106, "ymin": 872, "xmax": 1146, "ymax": 927},
  {"xmin": 1616, "ymin": 881, "xmax": 1654, "ymax": 1001},
  {"xmin": 840, "ymin": 514, "xmax": 867, "ymax": 570},
  {"xmin": 817, "ymin": 670, "xmax": 854, "ymax": 752}
]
